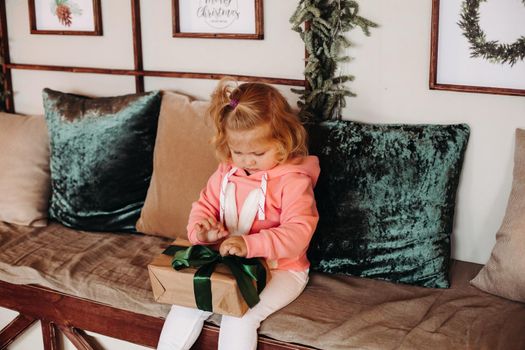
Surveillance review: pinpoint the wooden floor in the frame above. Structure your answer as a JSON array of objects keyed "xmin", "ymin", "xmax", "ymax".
[{"xmin": 0, "ymin": 280, "xmax": 313, "ymax": 350}]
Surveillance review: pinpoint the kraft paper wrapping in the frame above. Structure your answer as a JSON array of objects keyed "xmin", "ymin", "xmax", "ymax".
[{"xmin": 148, "ymin": 240, "xmax": 269, "ymax": 317}]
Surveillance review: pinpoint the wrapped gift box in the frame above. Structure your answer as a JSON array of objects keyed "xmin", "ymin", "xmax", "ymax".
[{"xmin": 148, "ymin": 239, "xmax": 268, "ymax": 317}]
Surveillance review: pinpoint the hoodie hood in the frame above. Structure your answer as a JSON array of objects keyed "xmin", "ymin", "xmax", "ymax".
[{"xmin": 235, "ymin": 155, "xmax": 320, "ymax": 186}]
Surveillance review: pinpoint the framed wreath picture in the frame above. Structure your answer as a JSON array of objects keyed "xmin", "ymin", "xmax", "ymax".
[
  {"xmin": 172, "ymin": 0, "xmax": 264, "ymax": 39},
  {"xmin": 28, "ymin": 0, "xmax": 102, "ymax": 35},
  {"xmin": 430, "ymin": 0, "xmax": 525, "ymax": 96}
]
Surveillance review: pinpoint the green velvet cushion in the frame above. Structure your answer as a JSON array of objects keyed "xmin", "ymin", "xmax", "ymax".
[
  {"xmin": 43, "ymin": 88, "xmax": 161, "ymax": 232},
  {"xmin": 308, "ymin": 120, "xmax": 470, "ymax": 288}
]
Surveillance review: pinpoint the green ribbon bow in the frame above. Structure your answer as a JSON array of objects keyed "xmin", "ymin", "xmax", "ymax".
[{"xmin": 162, "ymin": 244, "xmax": 267, "ymax": 313}]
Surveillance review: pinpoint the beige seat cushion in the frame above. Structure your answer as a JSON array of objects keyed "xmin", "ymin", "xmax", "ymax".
[
  {"xmin": 1, "ymin": 108, "xmax": 523, "ymax": 349},
  {"xmin": 471, "ymin": 128, "xmax": 525, "ymax": 303},
  {"xmin": 0, "ymin": 112, "xmax": 50, "ymax": 226},
  {"xmin": 136, "ymin": 92, "xmax": 218, "ymax": 238},
  {"xmin": 0, "ymin": 220, "xmax": 171, "ymax": 318},
  {"xmin": 1, "ymin": 220, "xmax": 524, "ymax": 349}
]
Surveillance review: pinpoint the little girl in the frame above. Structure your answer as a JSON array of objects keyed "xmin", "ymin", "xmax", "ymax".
[{"xmin": 157, "ymin": 79, "xmax": 320, "ymax": 350}]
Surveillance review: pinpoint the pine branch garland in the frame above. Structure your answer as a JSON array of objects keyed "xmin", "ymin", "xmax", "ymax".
[{"xmin": 290, "ymin": 0, "xmax": 377, "ymax": 122}]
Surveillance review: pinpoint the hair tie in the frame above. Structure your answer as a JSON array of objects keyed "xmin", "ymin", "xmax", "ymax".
[{"xmin": 229, "ymin": 99, "xmax": 239, "ymax": 108}]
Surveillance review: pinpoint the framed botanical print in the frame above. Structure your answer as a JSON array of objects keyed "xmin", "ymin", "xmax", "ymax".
[{"xmin": 28, "ymin": 0, "xmax": 102, "ymax": 35}]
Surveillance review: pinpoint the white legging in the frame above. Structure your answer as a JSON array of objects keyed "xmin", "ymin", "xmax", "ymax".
[{"xmin": 157, "ymin": 269, "xmax": 309, "ymax": 350}]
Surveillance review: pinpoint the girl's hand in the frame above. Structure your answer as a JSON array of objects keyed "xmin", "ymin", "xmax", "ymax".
[
  {"xmin": 219, "ymin": 236, "xmax": 247, "ymax": 257},
  {"xmin": 195, "ymin": 217, "xmax": 229, "ymax": 243}
]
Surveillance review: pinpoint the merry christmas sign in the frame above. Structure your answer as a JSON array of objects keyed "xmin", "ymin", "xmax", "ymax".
[{"xmin": 175, "ymin": 0, "xmax": 262, "ymax": 39}]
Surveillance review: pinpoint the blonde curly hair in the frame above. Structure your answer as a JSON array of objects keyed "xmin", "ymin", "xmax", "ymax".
[{"xmin": 208, "ymin": 78, "xmax": 308, "ymax": 163}]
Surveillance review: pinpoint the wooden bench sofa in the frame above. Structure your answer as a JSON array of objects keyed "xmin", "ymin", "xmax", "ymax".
[
  {"xmin": 1, "ymin": 92, "xmax": 525, "ymax": 350},
  {"xmin": 1, "ymin": 220, "xmax": 525, "ymax": 350}
]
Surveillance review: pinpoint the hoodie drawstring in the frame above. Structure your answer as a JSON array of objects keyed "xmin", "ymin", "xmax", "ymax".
[
  {"xmin": 219, "ymin": 167, "xmax": 268, "ymax": 236},
  {"xmin": 258, "ymin": 173, "xmax": 267, "ymax": 221}
]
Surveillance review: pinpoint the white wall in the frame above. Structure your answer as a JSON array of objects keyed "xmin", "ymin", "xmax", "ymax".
[{"xmin": 3, "ymin": 2, "xmax": 525, "ymax": 346}]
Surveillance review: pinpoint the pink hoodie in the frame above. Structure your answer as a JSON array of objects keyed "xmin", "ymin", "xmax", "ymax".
[{"xmin": 187, "ymin": 156, "xmax": 320, "ymax": 271}]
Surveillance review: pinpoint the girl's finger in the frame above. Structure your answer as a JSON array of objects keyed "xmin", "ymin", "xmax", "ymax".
[
  {"xmin": 220, "ymin": 243, "xmax": 230, "ymax": 256},
  {"xmin": 195, "ymin": 223, "xmax": 207, "ymax": 241},
  {"xmin": 207, "ymin": 217, "xmax": 217, "ymax": 227},
  {"xmin": 199, "ymin": 220, "xmax": 209, "ymax": 231},
  {"xmin": 206, "ymin": 229, "xmax": 218, "ymax": 242},
  {"xmin": 217, "ymin": 230, "xmax": 229, "ymax": 239}
]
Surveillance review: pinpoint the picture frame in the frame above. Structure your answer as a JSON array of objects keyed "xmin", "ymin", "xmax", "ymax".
[
  {"xmin": 429, "ymin": 0, "xmax": 525, "ymax": 96},
  {"xmin": 172, "ymin": 0, "xmax": 263, "ymax": 39},
  {"xmin": 28, "ymin": 0, "xmax": 102, "ymax": 36}
]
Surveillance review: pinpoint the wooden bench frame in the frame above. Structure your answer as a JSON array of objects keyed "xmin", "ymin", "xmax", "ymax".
[
  {"xmin": 0, "ymin": 280, "xmax": 314, "ymax": 350},
  {"xmin": 0, "ymin": 0, "xmax": 305, "ymax": 114}
]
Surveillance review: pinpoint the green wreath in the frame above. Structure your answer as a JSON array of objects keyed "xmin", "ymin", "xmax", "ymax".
[{"xmin": 458, "ymin": 0, "xmax": 525, "ymax": 66}]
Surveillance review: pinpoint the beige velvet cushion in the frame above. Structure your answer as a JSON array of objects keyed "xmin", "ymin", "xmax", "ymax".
[
  {"xmin": 136, "ymin": 92, "xmax": 218, "ymax": 238},
  {"xmin": 0, "ymin": 112, "xmax": 50, "ymax": 226},
  {"xmin": 471, "ymin": 128, "xmax": 525, "ymax": 303}
]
